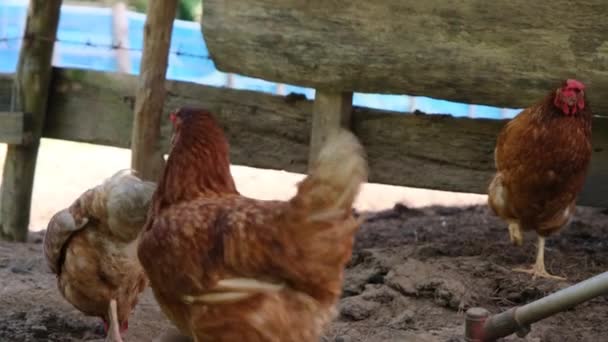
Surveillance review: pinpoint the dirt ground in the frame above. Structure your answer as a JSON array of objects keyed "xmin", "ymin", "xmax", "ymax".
[{"xmin": 2, "ymin": 203, "xmax": 607, "ymax": 342}]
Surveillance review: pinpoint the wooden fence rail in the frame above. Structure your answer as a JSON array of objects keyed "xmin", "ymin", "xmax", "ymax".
[{"xmin": 1, "ymin": 68, "xmax": 607, "ymax": 207}]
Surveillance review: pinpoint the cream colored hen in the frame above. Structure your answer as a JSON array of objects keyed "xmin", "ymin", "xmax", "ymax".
[{"xmin": 44, "ymin": 169, "xmax": 155, "ymax": 341}]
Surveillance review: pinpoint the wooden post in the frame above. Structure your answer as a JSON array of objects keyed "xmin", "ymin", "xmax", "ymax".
[
  {"xmin": 276, "ymin": 83, "xmax": 286, "ymax": 95},
  {"xmin": 130, "ymin": 0, "xmax": 178, "ymax": 181},
  {"xmin": 408, "ymin": 95, "xmax": 416, "ymax": 113},
  {"xmin": 468, "ymin": 104, "xmax": 477, "ymax": 118},
  {"xmin": 0, "ymin": 0, "xmax": 62, "ymax": 241},
  {"xmin": 225, "ymin": 73, "xmax": 235, "ymax": 88},
  {"xmin": 308, "ymin": 90, "xmax": 353, "ymax": 170},
  {"xmin": 112, "ymin": 2, "xmax": 131, "ymax": 74}
]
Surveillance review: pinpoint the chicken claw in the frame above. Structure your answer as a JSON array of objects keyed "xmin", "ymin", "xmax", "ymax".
[
  {"xmin": 512, "ymin": 266, "xmax": 566, "ymax": 280},
  {"xmin": 105, "ymin": 299, "xmax": 124, "ymax": 342},
  {"xmin": 512, "ymin": 236, "xmax": 566, "ymax": 280}
]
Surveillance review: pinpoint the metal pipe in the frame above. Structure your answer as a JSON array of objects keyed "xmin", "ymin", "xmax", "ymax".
[{"xmin": 465, "ymin": 271, "xmax": 608, "ymax": 341}]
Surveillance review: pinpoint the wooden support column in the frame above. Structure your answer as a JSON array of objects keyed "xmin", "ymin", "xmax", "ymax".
[
  {"xmin": 130, "ymin": 0, "xmax": 178, "ymax": 181},
  {"xmin": 0, "ymin": 0, "xmax": 62, "ymax": 241},
  {"xmin": 308, "ymin": 90, "xmax": 353, "ymax": 170}
]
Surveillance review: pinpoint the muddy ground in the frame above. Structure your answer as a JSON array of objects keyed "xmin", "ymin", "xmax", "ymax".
[{"xmin": 1, "ymin": 204, "xmax": 607, "ymax": 342}]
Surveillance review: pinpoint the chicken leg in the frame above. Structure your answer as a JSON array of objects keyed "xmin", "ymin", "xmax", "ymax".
[
  {"xmin": 105, "ymin": 299, "xmax": 124, "ymax": 342},
  {"xmin": 513, "ymin": 236, "xmax": 565, "ymax": 280},
  {"xmin": 508, "ymin": 222, "xmax": 523, "ymax": 246}
]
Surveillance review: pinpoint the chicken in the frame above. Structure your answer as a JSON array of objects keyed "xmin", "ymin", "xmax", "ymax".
[
  {"xmin": 488, "ymin": 79, "xmax": 592, "ymax": 280},
  {"xmin": 43, "ymin": 170, "xmax": 156, "ymax": 341},
  {"xmin": 138, "ymin": 108, "xmax": 368, "ymax": 341}
]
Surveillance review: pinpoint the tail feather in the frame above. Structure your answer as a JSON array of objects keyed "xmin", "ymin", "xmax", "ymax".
[
  {"xmin": 43, "ymin": 209, "xmax": 88, "ymax": 274},
  {"xmin": 43, "ymin": 169, "xmax": 155, "ymax": 273},
  {"xmin": 279, "ymin": 129, "xmax": 367, "ymax": 298},
  {"xmin": 102, "ymin": 169, "xmax": 157, "ymax": 241},
  {"xmin": 74, "ymin": 169, "xmax": 155, "ymax": 242},
  {"xmin": 291, "ymin": 129, "xmax": 368, "ymax": 223}
]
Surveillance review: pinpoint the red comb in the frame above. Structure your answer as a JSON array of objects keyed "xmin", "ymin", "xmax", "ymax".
[
  {"xmin": 566, "ymin": 79, "xmax": 585, "ymax": 90},
  {"xmin": 169, "ymin": 111, "xmax": 177, "ymax": 122}
]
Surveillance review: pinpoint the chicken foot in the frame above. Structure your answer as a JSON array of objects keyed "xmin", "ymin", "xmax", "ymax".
[
  {"xmin": 512, "ymin": 236, "xmax": 565, "ymax": 280},
  {"xmin": 182, "ymin": 278, "xmax": 284, "ymax": 304},
  {"xmin": 105, "ymin": 299, "xmax": 124, "ymax": 342}
]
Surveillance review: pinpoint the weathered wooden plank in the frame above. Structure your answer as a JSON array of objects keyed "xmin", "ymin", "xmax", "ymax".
[
  {"xmin": 131, "ymin": 0, "xmax": 178, "ymax": 181},
  {"xmin": 0, "ymin": 0, "xmax": 62, "ymax": 242},
  {"xmin": 309, "ymin": 91, "xmax": 353, "ymax": 170},
  {"xmin": 45, "ymin": 69, "xmax": 137, "ymax": 147},
  {"xmin": 0, "ymin": 74, "xmax": 13, "ymax": 112},
  {"xmin": 201, "ymin": 0, "xmax": 608, "ymax": 114},
  {"xmin": 44, "ymin": 68, "xmax": 312, "ymax": 172},
  {"xmin": 4, "ymin": 68, "xmax": 608, "ymax": 207},
  {"xmin": 0, "ymin": 112, "xmax": 26, "ymax": 144}
]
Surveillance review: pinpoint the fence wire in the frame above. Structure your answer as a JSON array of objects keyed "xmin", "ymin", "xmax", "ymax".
[
  {"xmin": 0, "ymin": 35, "xmax": 211, "ymax": 59},
  {"xmin": 0, "ymin": 34, "xmax": 522, "ymax": 119}
]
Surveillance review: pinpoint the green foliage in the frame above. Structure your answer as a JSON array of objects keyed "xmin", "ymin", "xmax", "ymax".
[
  {"xmin": 126, "ymin": 0, "xmax": 202, "ymax": 22},
  {"xmin": 130, "ymin": 0, "xmax": 147, "ymax": 13},
  {"xmin": 64, "ymin": 69, "xmax": 87, "ymax": 82},
  {"xmin": 177, "ymin": 0, "xmax": 202, "ymax": 22}
]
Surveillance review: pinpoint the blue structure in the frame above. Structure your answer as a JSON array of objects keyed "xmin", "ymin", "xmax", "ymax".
[{"xmin": 0, "ymin": 0, "xmax": 520, "ymax": 119}]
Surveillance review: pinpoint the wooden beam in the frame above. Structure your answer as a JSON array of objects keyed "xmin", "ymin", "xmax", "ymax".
[
  {"xmin": 131, "ymin": 0, "xmax": 178, "ymax": 181},
  {"xmin": 26, "ymin": 68, "xmax": 608, "ymax": 207},
  {"xmin": 201, "ymin": 0, "xmax": 608, "ymax": 113},
  {"xmin": 0, "ymin": 112, "xmax": 26, "ymax": 145},
  {"xmin": 308, "ymin": 91, "xmax": 353, "ymax": 170},
  {"xmin": 0, "ymin": 0, "xmax": 62, "ymax": 241}
]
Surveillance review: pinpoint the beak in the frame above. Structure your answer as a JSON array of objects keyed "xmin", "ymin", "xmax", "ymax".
[
  {"xmin": 170, "ymin": 120, "xmax": 180, "ymax": 147},
  {"xmin": 565, "ymin": 96, "xmax": 577, "ymax": 106}
]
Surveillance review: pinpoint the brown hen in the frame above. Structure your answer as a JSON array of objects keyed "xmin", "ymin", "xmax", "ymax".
[
  {"xmin": 488, "ymin": 79, "xmax": 592, "ymax": 280},
  {"xmin": 138, "ymin": 108, "xmax": 368, "ymax": 341},
  {"xmin": 44, "ymin": 170, "xmax": 156, "ymax": 341}
]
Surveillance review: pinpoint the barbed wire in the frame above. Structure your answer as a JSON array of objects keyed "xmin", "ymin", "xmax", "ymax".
[
  {"xmin": 0, "ymin": 34, "xmax": 539, "ymax": 119},
  {"xmin": 0, "ymin": 34, "xmax": 210, "ymax": 59}
]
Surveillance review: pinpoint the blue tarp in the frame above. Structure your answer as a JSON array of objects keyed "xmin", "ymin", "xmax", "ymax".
[{"xmin": 0, "ymin": 0, "xmax": 520, "ymax": 119}]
